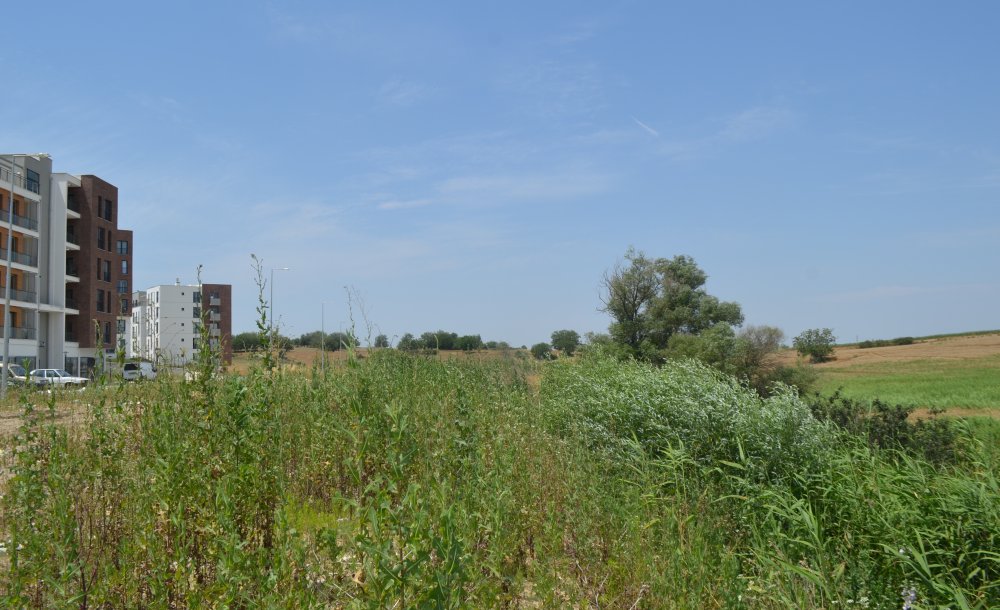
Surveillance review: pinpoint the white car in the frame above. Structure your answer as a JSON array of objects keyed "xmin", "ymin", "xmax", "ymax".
[
  {"xmin": 29, "ymin": 368, "xmax": 89, "ymax": 388},
  {"xmin": 122, "ymin": 361, "xmax": 157, "ymax": 381}
]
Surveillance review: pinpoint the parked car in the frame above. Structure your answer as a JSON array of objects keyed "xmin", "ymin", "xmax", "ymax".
[
  {"xmin": 29, "ymin": 368, "xmax": 89, "ymax": 388},
  {"xmin": 122, "ymin": 361, "xmax": 157, "ymax": 381},
  {"xmin": 0, "ymin": 363, "xmax": 28, "ymax": 386}
]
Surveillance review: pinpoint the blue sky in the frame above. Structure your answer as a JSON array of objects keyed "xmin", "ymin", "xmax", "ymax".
[{"xmin": 5, "ymin": 2, "xmax": 999, "ymax": 346}]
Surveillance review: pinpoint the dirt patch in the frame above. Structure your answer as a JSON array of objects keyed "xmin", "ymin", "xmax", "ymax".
[
  {"xmin": 909, "ymin": 407, "xmax": 1000, "ymax": 421},
  {"xmin": 775, "ymin": 333, "xmax": 1000, "ymax": 369}
]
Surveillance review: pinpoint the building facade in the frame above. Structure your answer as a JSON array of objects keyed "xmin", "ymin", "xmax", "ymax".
[
  {"xmin": 0, "ymin": 154, "xmax": 130, "ymax": 376},
  {"xmin": 128, "ymin": 282, "xmax": 232, "ymax": 366}
]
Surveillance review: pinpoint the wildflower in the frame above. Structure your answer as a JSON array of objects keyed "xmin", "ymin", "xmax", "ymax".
[{"xmin": 901, "ymin": 586, "xmax": 917, "ymax": 610}]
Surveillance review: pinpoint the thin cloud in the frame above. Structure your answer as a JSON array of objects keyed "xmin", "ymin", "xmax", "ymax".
[
  {"xmin": 376, "ymin": 79, "xmax": 433, "ymax": 107},
  {"xmin": 632, "ymin": 117, "xmax": 660, "ymax": 137},
  {"xmin": 718, "ymin": 106, "xmax": 796, "ymax": 142},
  {"xmin": 820, "ymin": 283, "xmax": 995, "ymax": 304},
  {"xmin": 377, "ymin": 198, "xmax": 433, "ymax": 211},
  {"xmin": 658, "ymin": 104, "xmax": 797, "ymax": 160},
  {"xmin": 437, "ymin": 170, "xmax": 611, "ymax": 203}
]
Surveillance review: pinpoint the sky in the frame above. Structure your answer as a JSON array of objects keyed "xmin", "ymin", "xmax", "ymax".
[{"xmin": 4, "ymin": 1, "xmax": 999, "ymax": 347}]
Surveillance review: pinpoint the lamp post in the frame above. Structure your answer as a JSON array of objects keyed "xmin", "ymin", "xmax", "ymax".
[{"xmin": 269, "ymin": 267, "xmax": 289, "ymax": 334}]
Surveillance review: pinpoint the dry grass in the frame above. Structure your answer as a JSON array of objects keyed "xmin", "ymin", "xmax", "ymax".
[{"xmin": 774, "ymin": 332, "xmax": 1000, "ymax": 368}]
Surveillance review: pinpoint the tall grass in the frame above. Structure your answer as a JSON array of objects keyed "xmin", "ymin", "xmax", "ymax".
[{"xmin": 1, "ymin": 343, "xmax": 996, "ymax": 607}]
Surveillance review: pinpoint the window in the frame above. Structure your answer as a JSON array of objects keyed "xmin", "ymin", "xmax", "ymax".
[
  {"xmin": 97, "ymin": 290, "xmax": 105, "ymax": 312},
  {"xmin": 96, "ymin": 258, "xmax": 102, "ymax": 279},
  {"xmin": 98, "ymin": 228, "xmax": 105, "ymax": 250},
  {"xmin": 26, "ymin": 169, "xmax": 39, "ymax": 193},
  {"xmin": 104, "ymin": 322, "xmax": 111, "ymax": 344},
  {"xmin": 193, "ymin": 291, "xmax": 201, "ymax": 303},
  {"xmin": 193, "ymin": 337, "xmax": 200, "ymax": 350},
  {"xmin": 120, "ymin": 298, "xmax": 128, "ymax": 314},
  {"xmin": 116, "ymin": 319, "xmax": 126, "ymax": 333},
  {"xmin": 117, "ymin": 280, "xmax": 128, "ymax": 294},
  {"xmin": 116, "ymin": 240, "xmax": 128, "ymax": 255},
  {"xmin": 121, "ymin": 260, "xmax": 128, "ymax": 275},
  {"xmin": 192, "ymin": 306, "xmax": 200, "ymax": 319},
  {"xmin": 105, "ymin": 199, "xmax": 113, "ymax": 220},
  {"xmin": 102, "ymin": 260, "xmax": 111, "ymax": 282}
]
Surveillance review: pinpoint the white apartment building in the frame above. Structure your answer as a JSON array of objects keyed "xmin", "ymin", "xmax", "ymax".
[
  {"xmin": 128, "ymin": 282, "xmax": 232, "ymax": 366},
  {"xmin": 0, "ymin": 154, "xmax": 129, "ymax": 375}
]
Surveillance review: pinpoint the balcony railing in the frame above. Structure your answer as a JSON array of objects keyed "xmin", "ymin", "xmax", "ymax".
[
  {"xmin": 0, "ymin": 287, "xmax": 36, "ymax": 302},
  {"xmin": 0, "ymin": 247, "xmax": 37, "ymax": 267},
  {"xmin": 210, "ymin": 297, "xmax": 221, "ymax": 306},
  {"xmin": 9, "ymin": 212, "xmax": 38, "ymax": 231},
  {"xmin": 209, "ymin": 311, "xmax": 221, "ymax": 322},
  {"xmin": 66, "ymin": 232, "xmax": 79, "ymax": 245},
  {"xmin": 0, "ymin": 326, "xmax": 36, "ymax": 340},
  {"xmin": 0, "ymin": 166, "xmax": 40, "ymax": 194}
]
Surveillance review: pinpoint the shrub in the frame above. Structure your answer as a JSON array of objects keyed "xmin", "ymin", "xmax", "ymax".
[
  {"xmin": 530, "ymin": 342, "xmax": 552, "ymax": 360},
  {"xmin": 793, "ymin": 328, "xmax": 836, "ymax": 363}
]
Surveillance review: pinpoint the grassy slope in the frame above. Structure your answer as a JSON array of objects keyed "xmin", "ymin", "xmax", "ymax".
[
  {"xmin": 791, "ymin": 332, "xmax": 1000, "ymax": 411},
  {"xmin": 816, "ymin": 354, "xmax": 1000, "ymax": 410}
]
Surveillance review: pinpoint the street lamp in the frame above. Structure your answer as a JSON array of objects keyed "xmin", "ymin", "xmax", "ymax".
[{"xmin": 269, "ymin": 267, "xmax": 289, "ymax": 333}]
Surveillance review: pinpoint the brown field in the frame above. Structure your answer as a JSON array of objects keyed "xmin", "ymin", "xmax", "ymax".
[{"xmin": 774, "ymin": 332, "xmax": 1000, "ymax": 368}]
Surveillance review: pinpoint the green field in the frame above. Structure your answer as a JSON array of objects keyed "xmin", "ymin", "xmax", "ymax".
[{"xmin": 816, "ymin": 354, "xmax": 1000, "ymax": 411}]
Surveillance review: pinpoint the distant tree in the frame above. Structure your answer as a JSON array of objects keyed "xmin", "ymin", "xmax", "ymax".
[
  {"xmin": 793, "ymin": 328, "xmax": 837, "ymax": 363},
  {"xmin": 374, "ymin": 334, "xmax": 390, "ymax": 348},
  {"xmin": 455, "ymin": 334, "xmax": 483, "ymax": 351},
  {"xmin": 398, "ymin": 333, "xmax": 419, "ymax": 351},
  {"xmin": 601, "ymin": 249, "xmax": 743, "ymax": 360},
  {"xmin": 232, "ymin": 331, "xmax": 261, "ymax": 352},
  {"xmin": 418, "ymin": 331, "xmax": 458, "ymax": 350},
  {"xmin": 485, "ymin": 341, "xmax": 498, "ymax": 349},
  {"xmin": 530, "ymin": 342, "xmax": 553, "ymax": 360},
  {"xmin": 550, "ymin": 329, "xmax": 581, "ymax": 356}
]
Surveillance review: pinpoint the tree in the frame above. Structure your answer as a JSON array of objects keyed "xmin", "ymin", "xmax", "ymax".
[
  {"xmin": 530, "ymin": 342, "xmax": 553, "ymax": 360},
  {"xmin": 793, "ymin": 328, "xmax": 836, "ymax": 363},
  {"xmin": 550, "ymin": 329, "xmax": 581, "ymax": 356},
  {"xmin": 455, "ymin": 335, "xmax": 483, "ymax": 351},
  {"xmin": 374, "ymin": 334, "xmax": 389, "ymax": 348},
  {"xmin": 231, "ymin": 331, "xmax": 261, "ymax": 352},
  {"xmin": 601, "ymin": 249, "xmax": 743, "ymax": 360},
  {"xmin": 398, "ymin": 333, "xmax": 419, "ymax": 351}
]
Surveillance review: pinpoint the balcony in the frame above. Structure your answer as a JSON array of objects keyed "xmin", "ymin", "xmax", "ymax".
[
  {"xmin": 209, "ymin": 311, "xmax": 221, "ymax": 322},
  {"xmin": 0, "ymin": 287, "xmax": 36, "ymax": 303},
  {"xmin": 0, "ymin": 166, "xmax": 40, "ymax": 194},
  {"xmin": 210, "ymin": 296, "xmax": 221, "ymax": 306},
  {"xmin": 66, "ymin": 296, "xmax": 78, "ymax": 310},
  {"xmin": 9, "ymin": 213, "xmax": 38, "ymax": 232},
  {"xmin": 66, "ymin": 232, "xmax": 79, "ymax": 246},
  {"xmin": 0, "ymin": 326, "xmax": 36, "ymax": 340},
  {"xmin": 0, "ymin": 247, "xmax": 38, "ymax": 267}
]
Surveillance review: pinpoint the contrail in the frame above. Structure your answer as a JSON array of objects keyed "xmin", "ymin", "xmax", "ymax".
[{"xmin": 632, "ymin": 116, "xmax": 660, "ymax": 137}]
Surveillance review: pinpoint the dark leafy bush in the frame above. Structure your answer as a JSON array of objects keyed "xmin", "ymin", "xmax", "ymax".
[{"xmin": 807, "ymin": 390, "xmax": 965, "ymax": 465}]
